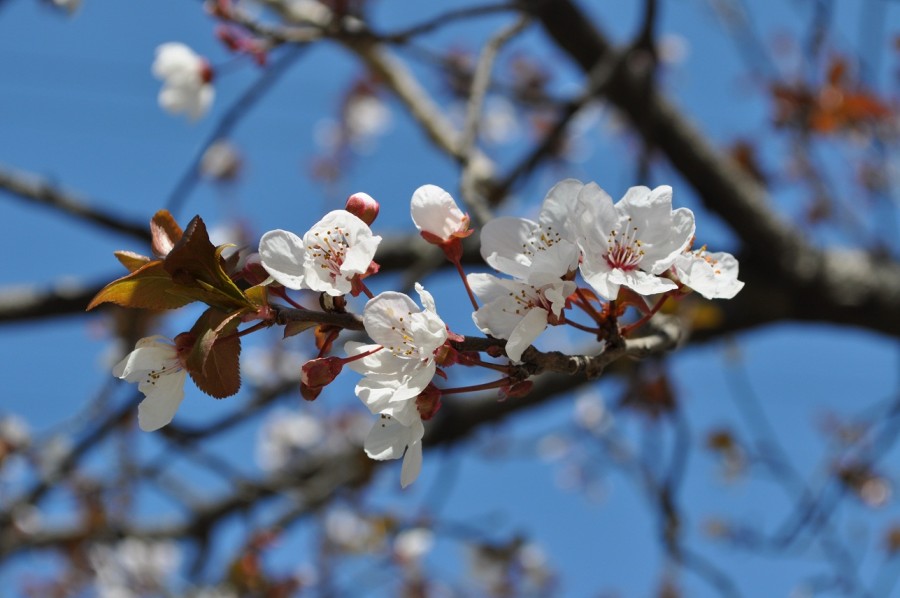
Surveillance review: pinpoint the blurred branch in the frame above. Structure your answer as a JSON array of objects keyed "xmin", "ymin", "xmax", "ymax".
[
  {"xmin": 524, "ymin": 0, "xmax": 900, "ymax": 340},
  {"xmin": 459, "ymin": 16, "xmax": 530, "ymax": 225},
  {"xmin": 379, "ymin": 2, "xmax": 520, "ymax": 44},
  {"xmin": 0, "ymin": 165, "xmax": 150, "ymax": 243},
  {"xmin": 0, "ymin": 279, "xmax": 105, "ymax": 325}
]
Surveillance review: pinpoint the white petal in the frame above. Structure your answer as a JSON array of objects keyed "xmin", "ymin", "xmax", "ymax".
[
  {"xmin": 400, "ymin": 438, "xmax": 423, "ymax": 488},
  {"xmin": 410, "ymin": 185, "xmax": 466, "ymax": 240},
  {"xmin": 505, "ymin": 307, "xmax": 548, "ymax": 363},
  {"xmin": 137, "ymin": 371, "xmax": 187, "ymax": 431},
  {"xmin": 479, "ymin": 217, "xmax": 539, "ymax": 279},
  {"xmin": 415, "ymin": 282, "xmax": 437, "ymax": 313},
  {"xmin": 113, "ymin": 346, "xmax": 175, "ymax": 382},
  {"xmin": 610, "ymin": 269, "xmax": 678, "ymax": 296},
  {"xmin": 579, "ymin": 258, "xmax": 619, "ymax": 300},
  {"xmin": 363, "ymin": 292, "xmax": 421, "ymax": 347},
  {"xmin": 538, "ymin": 178, "xmax": 584, "ymax": 237},
  {"xmin": 675, "ymin": 251, "xmax": 744, "ymax": 299},
  {"xmin": 258, "ymin": 229, "xmax": 307, "ymax": 290},
  {"xmin": 364, "ymin": 415, "xmax": 410, "ymax": 460}
]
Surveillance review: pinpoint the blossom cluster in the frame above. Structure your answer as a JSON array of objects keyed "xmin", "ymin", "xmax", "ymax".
[{"xmin": 108, "ymin": 178, "xmax": 742, "ymax": 488}]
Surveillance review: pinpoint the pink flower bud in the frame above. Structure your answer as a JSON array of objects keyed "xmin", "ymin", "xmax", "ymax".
[{"xmin": 345, "ymin": 192, "xmax": 380, "ymax": 226}]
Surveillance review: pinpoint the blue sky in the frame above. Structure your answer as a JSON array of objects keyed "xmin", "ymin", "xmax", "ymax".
[{"xmin": 3, "ymin": 0, "xmax": 900, "ymax": 595}]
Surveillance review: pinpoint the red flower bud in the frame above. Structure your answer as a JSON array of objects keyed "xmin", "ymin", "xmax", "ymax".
[
  {"xmin": 416, "ymin": 384, "xmax": 443, "ymax": 421},
  {"xmin": 301, "ymin": 357, "xmax": 343, "ymax": 389},
  {"xmin": 499, "ymin": 380, "xmax": 533, "ymax": 401},
  {"xmin": 345, "ymin": 192, "xmax": 380, "ymax": 226}
]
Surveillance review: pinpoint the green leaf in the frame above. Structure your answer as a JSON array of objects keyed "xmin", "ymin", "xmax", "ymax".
[
  {"xmin": 186, "ymin": 307, "xmax": 243, "ymax": 398},
  {"xmin": 87, "ymin": 261, "xmax": 195, "ymax": 311},
  {"xmin": 163, "ymin": 216, "xmax": 251, "ymax": 310}
]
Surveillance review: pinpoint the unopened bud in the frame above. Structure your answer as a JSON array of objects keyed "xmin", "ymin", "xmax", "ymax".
[
  {"xmin": 301, "ymin": 382, "xmax": 323, "ymax": 402},
  {"xmin": 345, "ymin": 192, "xmax": 379, "ymax": 226},
  {"xmin": 499, "ymin": 380, "xmax": 533, "ymax": 401},
  {"xmin": 301, "ymin": 357, "xmax": 343, "ymax": 389}
]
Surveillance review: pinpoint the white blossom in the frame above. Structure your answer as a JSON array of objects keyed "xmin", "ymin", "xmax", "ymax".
[
  {"xmin": 576, "ymin": 183, "xmax": 695, "ymax": 299},
  {"xmin": 468, "ymin": 273, "xmax": 575, "ymax": 362},
  {"xmin": 90, "ymin": 539, "xmax": 180, "ymax": 598},
  {"xmin": 345, "ymin": 283, "xmax": 447, "ymax": 425},
  {"xmin": 258, "ymin": 210, "xmax": 381, "ymax": 296},
  {"xmin": 394, "ymin": 527, "xmax": 435, "ymax": 562},
  {"xmin": 480, "ymin": 179, "xmax": 583, "ymax": 282},
  {"xmin": 257, "ymin": 409, "xmax": 324, "ymax": 471},
  {"xmin": 672, "ymin": 248, "xmax": 744, "ymax": 299},
  {"xmin": 365, "ymin": 414, "xmax": 425, "ymax": 488},
  {"xmin": 152, "ymin": 42, "xmax": 214, "ymax": 121},
  {"xmin": 112, "ymin": 335, "xmax": 187, "ymax": 432}
]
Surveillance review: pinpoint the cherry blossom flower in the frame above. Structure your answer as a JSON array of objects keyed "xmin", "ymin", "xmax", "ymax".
[
  {"xmin": 672, "ymin": 247, "xmax": 744, "ymax": 299},
  {"xmin": 344, "ymin": 284, "xmax": 448, "ymax": 425},
  {"xmin": 258, "ymin": 210, "xmax": 382, "ymax": 296},
  {"xmin": 410, "ymin": 184, "xmax": 471, "ymax": 246},
  {"xmin": 152, "ymin": 43, "xmax": 214, "ymax": 121},
  {"xmin": 480, "ymin": 178, "xmax": 583, "ymax": 282},
  {"xmin": 468, "ymin": 273, "xmax": 575, "ymax": 362},
  {"xmin": 89, "ymin": 538, "xmax": 180, "ymax": 597},
  {"xmin": 112, "ymin": 336, "xmax": 187, "ymax": 432},
  {"xmin": 365, "ymin": 414, "xmax": 425, "ymax": 488},
  {"xmin": 575, "ymin": 183, "xmax": 695, "ymax": 300}
]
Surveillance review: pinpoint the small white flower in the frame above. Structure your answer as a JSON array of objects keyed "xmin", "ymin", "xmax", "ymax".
[
  {"xmin": 257, "ymin": 409, "xmax": 324, "ymax": 471},
  {"xmin": 0, "ymin": 415, "xmax": 30, "ymax": 449},
  {"xmin": 672, "ymin": 248, "xmax": 744, "ymax": 299},
  {"xmin": 410, "ymin": 185, "xmax": 470, "ymax": 244},
  {"xmin": 576, "ymin": 183, "xmax": 695, "ymax": 299},
  {"xmin": 258, "ymin": 210, "xmax": 382, "ymax": 296},
  {"xmin": 468, "ymin": 273, "xmax": 575, "ymax": 362},
  {"xmin": 365, "ymin": 414, "xmax": 425, "ymax": 488},
  {"xmin": 346, "ymin": 94, "xmax": 392, "ymax": 147},
  {"xmin": 152, "ymin": 42, "xmax": 214, "ymax": 121},
  {"xmin": 394, "ymin": 527, "xmax": 435, "ymax": 562},
  {"xmin": 90, "ymin": 539, "xmax": 180, "ymax": 597},
  {"xmin": 345, "ymin": 284, "xmax": 447, "ymax": 424},
  {"xmin": 113, "ymin": 336, "xmax": 187, "ymax": 432},
  {"xmin": 480, "ymin": 179, "xmax": 583, "ymax": 283}
]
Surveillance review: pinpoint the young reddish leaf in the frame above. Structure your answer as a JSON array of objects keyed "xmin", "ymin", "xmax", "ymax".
[
  {"xmin": 186, "ymin": 307, "xmax": 243, "ymax": 398},
  {"xmin": 150, "ymin": 209, "xmax": 184, "ymax": 258},
  {"xmin": 87, "ymin": 261, "xmax": 195, "ymax": 311},
  {"xmin": 163, "ymin": 216, "xmax": 250, "ymax": 310},
  {"xmin": 114, "ymin": 250, "xmax": 152, "ymax": 273}
]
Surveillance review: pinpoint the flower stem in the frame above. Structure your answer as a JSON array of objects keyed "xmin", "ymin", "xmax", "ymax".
[
  {"xmin": 620, "ymin": 292, "xmax": 673, "ymax": 337},
  {"xmin": 357, "ymin": 281, "xmax": 375, "ymax": 299},
  {"xmin": 440, "ymin": 377, "xmax": 511, "ymax": 395},
  {"xmin": 271, "ymin": 286, "xmax": 306, "ymax": 309},
  {"xmin": 566, "ymin": 318, "xmax": 602, "ymax": 334},
  {"xmin": 460, "ymin": 355, "xmax": 513, "ymax": 373},
  {"xmin": 574, "ymin": 288, "xmax": 604, "ymax": 324},
  {"xmin": 452, "ymin": 258, "xmax": 479, "ymax": 312}
]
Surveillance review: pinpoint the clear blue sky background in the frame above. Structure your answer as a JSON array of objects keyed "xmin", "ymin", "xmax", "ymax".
[{"xmin": 2, "ymin": 0, "xmax": 900, "ymax": 595}]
